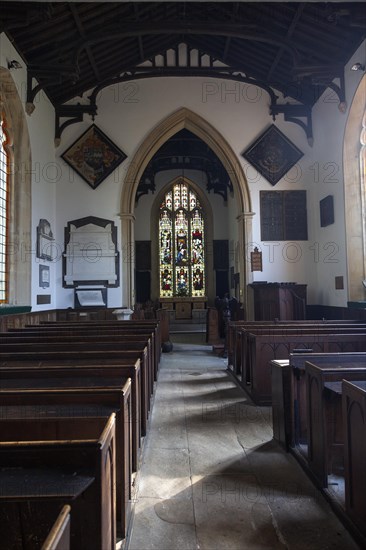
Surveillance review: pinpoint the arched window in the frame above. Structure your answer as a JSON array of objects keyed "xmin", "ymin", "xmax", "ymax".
[
  {"xmin": 159, "ymin": 180, "xmax": 205, "ymax": 298},
  {"xmin": 0, "ymin": 70, "xmax": 31, "ymax": 307},
  {"xmin": 0, "ymin": 116, "xmax": 9, "ymax": 303}
]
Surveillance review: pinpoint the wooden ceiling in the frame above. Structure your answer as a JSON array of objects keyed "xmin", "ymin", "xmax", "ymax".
[{"xmin": 1, "ymin": 2, "xmax": 365, "ymax": 110}]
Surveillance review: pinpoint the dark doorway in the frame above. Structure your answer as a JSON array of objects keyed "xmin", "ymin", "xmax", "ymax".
[
  {"xmin": 215, "ymin": 270, "xmax": 229, "ymax": 298},
  {"xmin": 136, "ymin": 271, "xmax": 151, "ymax": 303}
]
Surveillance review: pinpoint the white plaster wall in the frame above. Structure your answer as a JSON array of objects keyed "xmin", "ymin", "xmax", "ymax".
[
  {"xmin": 58, "ymin": 76, "xmax": 313, "ymax": 308},
  {"xmin": 54, "ymin": 145, "xmax": 123, "ymax": 308},
  {"xmin": 308, "ymin": 40, "xmax": 366, "ymax": 306},
  {"xmin": 27, "ymin": 96, "xmax": 58, "ymax": 310},
  {"xmin": 105, "ymin": 77, "xmax": 314, "ymax": 294}
]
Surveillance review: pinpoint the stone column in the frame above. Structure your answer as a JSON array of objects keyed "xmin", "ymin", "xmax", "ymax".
[
  {"xmin": 236, "ymin": 210, "xmax": 255, "ymax": 318},
  {"xmin": 119, "ymin": 212, "xmax": 135, "ymax": 308}
]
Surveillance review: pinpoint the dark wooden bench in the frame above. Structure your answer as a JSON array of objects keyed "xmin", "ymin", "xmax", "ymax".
[
  {"xmin": 305, "ymin": 362, "xmax": 366, "ymax": 489},
  {"xmin": 0, "ymin": 378, "xmax": 131, "ymax": 539},
  {"xmin": 5, "ymin": 330, "xmax": 155, "ymax": 396},
  {"xmin": 0, "ymin": 413, "xmax": 116, "ymax": 549},
  {"xmin": 0, "ymin": 359, "xmax": 142, "ymax": 472},
  {"xmin": 41, "ymin": 504, "xmax": 71, "ymax": 550},
  {"xmin": 240, "ymin": 324, "xmax": 366, "ymax": 379},
  {"xmin": 0, "ymin": 338, "xmax": 154, "ymax": 401},
  {"xmin": 0, "ymin": 348, "xmax": 152, "ymax": 433},
  {"xmin": 34, "ymin": 320, "xmax": 162, "ymax": 374},
  {"xmin": 272, "ymin": 361, "xmax": 366, "ymax": 548},
  {"xmin": 271, "ymin": 352, "xmax": 366, "ymax": 451},
  {"xmin": 0, "ymin": 338, "xmax": 154, "ymax": 393},
  {"xmin": 12, "ymin": 323, "xmax": 160, "ymax": 377},
  {"xmin": 243, "ymin": 331, "xmax": 366, "ymax": 404},
  {"xmin": 0, "ymin": 503, "xmax": 71, "ymax": 550},
  {"xmin": 0, "ymin": 332, "xmax": 153, "ymax": 369},
  {"xmin": 269, "ymin": 359, "xmax": 291, "ymax": 449},
  {"xmin": 227, "ymin": 320, "xmax": 366, "ymax": 371},
  {"xmin": 342, "ymin": 379, "xmax": 366, "ymax": 541},
  {"xmin": 0, "ymin": 331, "xmax": 154, "ymax": 420}
]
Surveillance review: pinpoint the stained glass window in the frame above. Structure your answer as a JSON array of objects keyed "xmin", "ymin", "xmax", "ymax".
[
  {"xmin": 0, "ymin": 117, "xmax": 9, "ymax": 303},
  {"xmin": 159, "ymin": 181, "xmax": 205, "ymax": 297}
]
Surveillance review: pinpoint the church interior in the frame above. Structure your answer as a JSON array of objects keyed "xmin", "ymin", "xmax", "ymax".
[{"xmin": 0, "ymin": 1, "xmax": 365, "ymax": 549}]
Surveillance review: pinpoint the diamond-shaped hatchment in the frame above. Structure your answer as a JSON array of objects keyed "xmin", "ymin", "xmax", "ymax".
[
  {"xmin": 242, "ymin": 125, "xmax": 303, "ymax": 186},
  {"xmin": 61, "ymin": 124, "xmax": 127, "ymax": 189}
]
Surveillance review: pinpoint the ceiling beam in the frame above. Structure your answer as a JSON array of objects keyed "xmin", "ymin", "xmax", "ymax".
[
  {"xmin": 222, "ymin": 37, "xmax": 232, "ymax": 63},
  {"xmin": 267, "ymin": 3, "xmax": 305, "ymax": 81},
  {"xmin": 222, "ymin": 2, "xmax": 240, "ymax": 62},
  {"xmin": 69, "ymin": 3, "xmax": 100, "ymax": 82},
  {"xmin": 133, "ymin": 4, "xmax": 145, "ymax": 63},
  {"xmin": 74, "ymin": 22, "xmax": 300, "ymax": 68}
]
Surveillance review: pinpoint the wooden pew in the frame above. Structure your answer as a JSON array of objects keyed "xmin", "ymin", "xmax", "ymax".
[
  {"xmin": 0, "ymin": 503, "xmax": 71, "ymax": 550},
  {"xmin": 17, "ymin": 323, "xmax": 160, "ymax": 376},
  {"xmin": 305, "ymin": 362, "xmax": 366, "ymax": 489},
  {"xmin": 270, "ymin": 359, "xmax": 291, "ymax": 449},
  {"xmin": 270, "ymin": 353, "xmax": 366, "ymax": 548},
  {"xmin": 0, "ymin": 360, "xmax": 142, "ymax": 472},
  {"xmin": 271, "ymin": 352, "xmax": 366, "ymax": 452},
  {"xmin": 0, "ymin": 340, "xmax": 154, "ymax": 402},
  {"xmin": 342, "ymin": 380, "xmax": 366, "ymax": 540},
  {"xmin": 0, "ymin": 323, "xmax": 159, "ymax": 541},
  {"xmin": 5, "ymin": 327, "xmax": 157, "ymax": 377},
  {"xmin": 0, "ymin": 338, "xmax": 152, "ymax": 373},
  {"xmin": 241, "ymin": 324, "xmax": 366, "ymax": 377},
  {"xmin": 0, "ymin": 330, "xmax": 154, "ymax": 421},
  {"xmin": 227, "ymin": 320, "xmax": 366, "ymax": 371},
  {"xmin": 0, "ymin": 349, "xmax": 151, "ymax": 434},
  {"xmin": 0, "ymin": 379, "xmax": 131, "ymax": 539},
  {"xmin": 2, "ymin": 329, "xmax": 156, "ymax": 398},
  {"xmin": 0, "ymin": 414, "xmax": 116, "ymax": 549},
  {"xmin": 35, "ymin": 320, "xmax": 162, "ymax": 373},
  {"xmin": 41, "ymin": 505, "xmax": 71, "ymax": 550},
  {"xmin": 243, "ymin": 331, "xmax": 366, "ymax": 404}
]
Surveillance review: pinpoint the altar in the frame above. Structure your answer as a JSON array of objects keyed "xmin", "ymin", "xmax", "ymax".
[{"xmin": 160, "ymin": 297, "xmax": 207, "ymax": 320}]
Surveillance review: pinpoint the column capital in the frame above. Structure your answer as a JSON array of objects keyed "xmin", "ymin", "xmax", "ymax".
[
  {"xmin": 236, "ymin": 211, "xmax": 255, "ymax": 222},
  {"xmin": 119, "ymin": 212, "xmax": 136, "ymax": 222}
]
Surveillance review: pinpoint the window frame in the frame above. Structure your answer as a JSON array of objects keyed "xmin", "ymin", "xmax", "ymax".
[
  {"xmin": 0, "ymin": 116, "xmax": 10, "ymax": 303},
  {"xmin": 158, "ymin": 180, "xmax": 206, "ymax": 298}
]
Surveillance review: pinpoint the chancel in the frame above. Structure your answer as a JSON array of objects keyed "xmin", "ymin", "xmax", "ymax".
[{"xmin": 0, "ymin": 2, "xmax": 365, "ymax": 549}]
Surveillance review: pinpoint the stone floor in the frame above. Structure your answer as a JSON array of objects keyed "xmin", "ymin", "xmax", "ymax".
[{"xmin": 126, "ymin": 338, "xmax": 361, "ymax": 550}]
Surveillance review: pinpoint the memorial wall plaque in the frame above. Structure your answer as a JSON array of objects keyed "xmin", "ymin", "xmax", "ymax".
[
  {"xmin": 251, "ymin": 247, "xmax": 263, "ymax": 272},
  {"xmin": 63, "ymin": 216, "xmax": 119, "ymax": 287},
  {"xmin": 260, "ymin": 191, "xmax": 307, "ymax": 241}
]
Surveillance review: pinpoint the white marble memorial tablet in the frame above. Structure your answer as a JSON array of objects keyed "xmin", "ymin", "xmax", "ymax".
[{"xmin": 76, "ymin": 290, "xmax": 105, "ymax": 307}]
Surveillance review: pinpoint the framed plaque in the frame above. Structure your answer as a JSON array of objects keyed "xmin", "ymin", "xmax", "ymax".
[
  {"xmin": 260, "ymin": 190, "xmax": 307, "ymax": 241},
  {"xmin": 320, "ymin": 195, "xmax": 334, "ymax": 227},
  {"xmin": 251, "ymin": 247, "xmax": 263, "ymax": 272}
]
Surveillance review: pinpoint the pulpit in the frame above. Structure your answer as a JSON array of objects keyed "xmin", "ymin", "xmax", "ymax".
[{"xmin": 248, "ymin": 283, "xmax": 307, "ymax": 320}]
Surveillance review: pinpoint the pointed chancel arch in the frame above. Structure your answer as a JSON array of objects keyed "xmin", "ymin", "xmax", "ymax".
[{"xmin": 120, "ymin": 107, "xmax": 254, "ymax": 308}]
